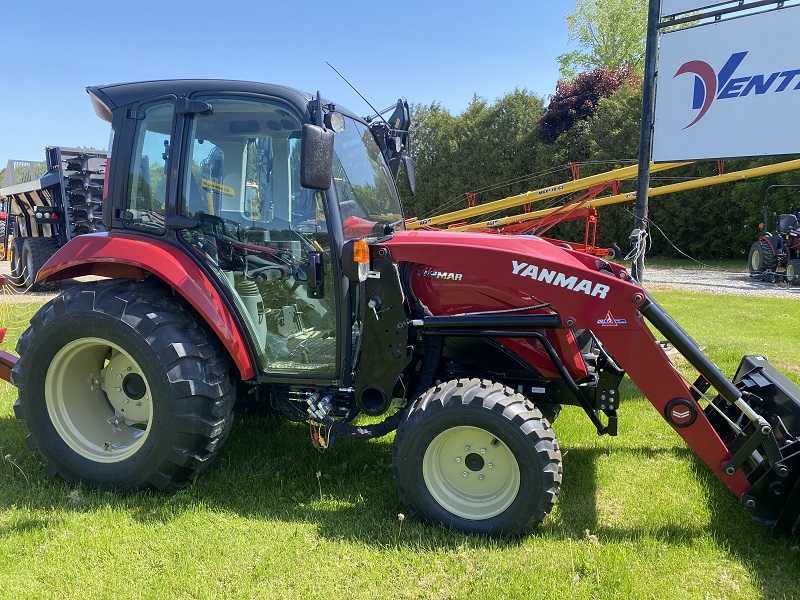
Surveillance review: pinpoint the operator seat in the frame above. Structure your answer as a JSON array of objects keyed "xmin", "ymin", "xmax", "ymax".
[{"xmin": 779, "ymin": 214, "xmax": 798, "ymax": 234}]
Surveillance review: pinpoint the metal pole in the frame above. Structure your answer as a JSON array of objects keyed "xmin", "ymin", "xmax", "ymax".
[{"xmin": 632, "ymin": 0, "xmax": 662, "ymax": 281}]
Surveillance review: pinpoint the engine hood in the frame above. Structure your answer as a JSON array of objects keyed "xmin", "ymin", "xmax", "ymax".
[{"xmin": 382, "ymin": 229, "xmax": 645, "ymax": 331}]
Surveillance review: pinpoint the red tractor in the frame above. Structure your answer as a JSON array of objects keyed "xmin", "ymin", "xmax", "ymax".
[
  {"xmin": 748, "ymin": 185, "xmax": 800, "ymax": 283},
  {"xmin": 4, "ymin": 80, "xmax": 800, "ymax": 537}
]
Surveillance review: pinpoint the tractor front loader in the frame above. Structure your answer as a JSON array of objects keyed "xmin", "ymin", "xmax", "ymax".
[{"xmin": 1, "ymin": 79, "xmax": 799, "ymax": 537}]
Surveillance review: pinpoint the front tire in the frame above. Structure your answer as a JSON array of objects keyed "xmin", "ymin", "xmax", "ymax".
[
  {"xmin": 786, "ymin": 259, "xmax": 800, "ymax": 285},
  {"xmin": 12, "ymin": 278, "xmax": 235, "ymax": 491},
  {"xmin": 393, "ymin": 379, "xmax": 562, "ymax": 536}
]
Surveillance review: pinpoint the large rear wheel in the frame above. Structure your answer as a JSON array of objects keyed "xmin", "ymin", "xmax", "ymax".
[
  {"xmin": 748, "ymin": 240, "xmax": 777, "ymax": 275},
  {"xmin": 12, "ymin": 278, "xmax": 235, "ymax": 491},
  {"xmin": 392, "ymin": 378, "xmax": 562, "ymax": 536}
]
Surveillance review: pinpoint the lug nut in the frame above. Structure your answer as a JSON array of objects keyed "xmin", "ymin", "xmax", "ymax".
[
  {"xmin": 480, "ymin": 448, "xmax": 486, "ymax": 454},
  {"xmin": 487, "ymin": 463, "xmax": 493, "ymax": 469},
  {"xmin": 463, "ymin": 472, "xmax": 469, "ymax": 477},
  {"xmin": 465, "ymin": 445, "xmax": 470, "ymax": 451},
  {"xmin": 455, "ymin": 457, "xmax": 461, "ymax": 463}
]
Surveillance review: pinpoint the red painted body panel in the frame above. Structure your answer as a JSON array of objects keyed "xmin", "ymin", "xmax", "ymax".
[
  {"xmin": 383, "ymin": 230, "xmax": 751, "ymax": 497},
  {"xmin": 0, "ymin": 349, "xmax": 17, "ymax": 384},
  {"xmin": 37, "ymin": 232, "xmax": 255, "ymax": 380}
]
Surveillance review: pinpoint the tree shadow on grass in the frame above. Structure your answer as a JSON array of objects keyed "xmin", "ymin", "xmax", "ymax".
[
  {"xmin": 2, "ymin": 410, "xmax": 800, "ymax": 573},
  {"xmin": 0, "ymin": 413, "xmax": 526, "ymax": 551}
]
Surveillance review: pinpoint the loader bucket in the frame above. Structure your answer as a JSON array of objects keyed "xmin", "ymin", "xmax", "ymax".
[{"xmin": 723, "ymin": 355, "xmax": 800, "ymax": 536}]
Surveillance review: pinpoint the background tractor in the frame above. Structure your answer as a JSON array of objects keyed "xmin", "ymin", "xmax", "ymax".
[{"xmin": 748, "ymin": 184, "xmax": 800, "ymax": 283}]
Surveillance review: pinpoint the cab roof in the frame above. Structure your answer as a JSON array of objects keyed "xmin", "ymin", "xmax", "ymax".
[{"xmin": 86, "ymin": 79, "xmax": 326, "ymax": 123}]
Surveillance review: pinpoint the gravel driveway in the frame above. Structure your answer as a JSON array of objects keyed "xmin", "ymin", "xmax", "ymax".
[{"xmin": 641, "ymin": 266, "xmax": 800, "ymax": 299}]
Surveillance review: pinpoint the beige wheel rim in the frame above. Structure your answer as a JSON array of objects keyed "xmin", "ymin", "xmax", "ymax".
[
  {"xmin": 422, "ymin": 426, "xmax": 520, "ymax": 520},
  {"xmin": 45, "ymin": 337, "xmax": 153, "ymax": 462}
]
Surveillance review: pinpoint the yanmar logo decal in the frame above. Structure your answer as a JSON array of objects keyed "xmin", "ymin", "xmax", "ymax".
[
  {"xmin": 418, "ymin": 269, "xmax": 463, "ymax": 281},
  {"xmin": 511, "ymin": 260, "xmax": 609, "ymax": 299},
  {"xmin": 675, "ymin": 50, "xmax": 800, "ymax": 128}
]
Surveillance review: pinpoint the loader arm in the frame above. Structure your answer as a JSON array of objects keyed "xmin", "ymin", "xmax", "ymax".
[{"xmin": 593, "ymin": 301, "xmax": 751, "ymax": 495}]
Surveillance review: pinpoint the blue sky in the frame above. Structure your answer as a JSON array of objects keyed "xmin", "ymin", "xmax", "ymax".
[{"xmin": 0, "ymin": 0, "xmax": 575, "ymax": 164}]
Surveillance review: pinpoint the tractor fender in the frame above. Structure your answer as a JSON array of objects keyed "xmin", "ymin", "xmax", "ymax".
[{"xmin": 36, "ymin": 232, "xmax": 256, "ymax": 380}]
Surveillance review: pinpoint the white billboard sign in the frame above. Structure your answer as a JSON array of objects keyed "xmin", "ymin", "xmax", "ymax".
[
  {"xmin": 653, "ymin": 6, "xmax": 800, "ymax": 161},
  {"xmin": 660, "ymin": 1, "xmax": 731, "ymax": 17}
]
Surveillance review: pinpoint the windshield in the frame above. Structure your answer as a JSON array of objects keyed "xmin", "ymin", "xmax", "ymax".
[{"xmin": 332, "ymin": 116, "xmax": 404, "ymax": 239}]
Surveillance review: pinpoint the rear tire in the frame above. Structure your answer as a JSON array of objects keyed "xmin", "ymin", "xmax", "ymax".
[
  {"xmin": 749, "ymin": 240, "xmax": 777, "ymax": 275},
  {"xmin": 23, "ymin": 237, "xmax": 61, "ymax": 292},
  {"xmin": 393, "ymin": 378, "xmax": 562, "ymax": 536},
  {"xmin": 787, "ymin": 259, "xmax": 800, "ymax": 285},
  {"xmin": 9, "ymin": 237, "xmax": 25, "ymax": 289},
  {"xmin": 12, "ymin": 278, "xmax": 235, "ymax": 491}
]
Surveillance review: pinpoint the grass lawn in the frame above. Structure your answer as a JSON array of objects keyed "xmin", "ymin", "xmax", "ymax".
[{"xmin": 1, "ymin": 290, "xmax": 799, "ymax": 599}]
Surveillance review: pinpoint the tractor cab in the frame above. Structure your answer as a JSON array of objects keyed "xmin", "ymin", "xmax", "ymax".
[{"xmin": 87, "ymin": 80, "xmax": 406, "ymax": 384}]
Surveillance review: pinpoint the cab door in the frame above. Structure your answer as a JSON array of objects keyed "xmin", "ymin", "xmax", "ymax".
[{"xmin": 175, "ymin": 96, "xmax": 340, "ymax": 377}]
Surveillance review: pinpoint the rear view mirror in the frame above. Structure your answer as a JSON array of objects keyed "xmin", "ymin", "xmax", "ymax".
[
  {"xmin": 402, "ymin": 155, "xmax": 417, "ymax": 197},
  {"xmin": 301, "ymin": 124, "xmax": 334, "ymax": 190}
]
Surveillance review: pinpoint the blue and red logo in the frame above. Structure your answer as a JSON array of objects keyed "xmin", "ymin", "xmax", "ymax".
[{"xmin": 674, "ymin": 51, "xmax": 800, "ymax": 128}]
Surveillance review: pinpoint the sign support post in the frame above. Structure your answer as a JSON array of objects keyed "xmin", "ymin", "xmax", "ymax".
[{"xmin": 632, "ymin": 0, "xmax": 662, "ymax": 282}]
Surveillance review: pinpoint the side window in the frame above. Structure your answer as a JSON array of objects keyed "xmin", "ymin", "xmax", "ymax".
[{"xmin": 124, "ymin": 101, "xmax": 174, "ymax": 233}]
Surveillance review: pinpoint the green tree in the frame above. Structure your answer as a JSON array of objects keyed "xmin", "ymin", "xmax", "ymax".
[
  {"xmin": 403, "ymin": 90, "xmax": 545, "ymax": 219},
  {"xmin": 558, "ymin": 0, "xmax": 648, "ymax": 79}
]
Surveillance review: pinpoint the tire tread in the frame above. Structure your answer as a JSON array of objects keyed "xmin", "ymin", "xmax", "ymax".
[{"xmin": 12, "ymin": 278, "xmax": 235, "ymax": 492}]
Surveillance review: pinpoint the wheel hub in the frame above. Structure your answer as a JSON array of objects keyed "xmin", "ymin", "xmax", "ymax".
[
  {"xmin": 465, "ymin": 452, "xmax": 485, "ymax": 471},
  {"xmin": 423, "ymin": 426, "xmax": 520, "ymax": 520},
  {"xmin": 102, "ymin": 350, "xmax": 151, "ymax": 424}
]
